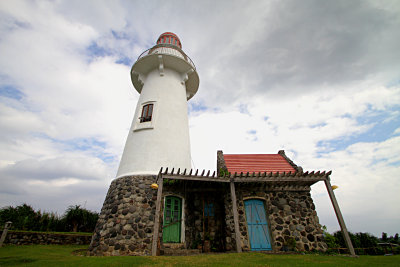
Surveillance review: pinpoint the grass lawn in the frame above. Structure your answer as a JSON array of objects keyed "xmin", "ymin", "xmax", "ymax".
[{"xmin": 0, "ymin": 245, "xmax": 399, "ymax": 266}]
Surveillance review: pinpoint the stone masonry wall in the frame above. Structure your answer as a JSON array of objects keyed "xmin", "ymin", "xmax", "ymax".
[
  {"xmin": 1, "ymin": 231, "xmax": 91, "ymax": 245},
  {"xmin": 188, "ymin": 190, "xmax": 226, "ymax": 251},
  {"xmin": 88, "ymin": 174, "xmax": 326, "ymax": 255},
  {"xmin": 88, "ymin": 175, "xmax": 157, "ymax": 256},
  {"xmin": 267, "ymin": 191, "xmax": 326, "ymax": 251},
  {"xmin": 225, "ymin": 184, "xmax": 327, "ymax": 252},
  {"xmin": 223, "ymin": 188, "xmax": 236, "ymax": 251}
]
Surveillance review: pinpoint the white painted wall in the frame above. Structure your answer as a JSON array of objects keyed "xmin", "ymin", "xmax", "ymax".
[{"xmin": 117, "ymin": 67, "xmax": 192, "ymax": 177}]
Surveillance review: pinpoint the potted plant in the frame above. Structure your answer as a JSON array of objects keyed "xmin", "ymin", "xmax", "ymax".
[
  {"xmin": 283, "ymin": 237, "xmax": 296, "ymax": 252},
  {"xmin": 203, "ymin": 232, "xmax": 211, "ymax": 252}
]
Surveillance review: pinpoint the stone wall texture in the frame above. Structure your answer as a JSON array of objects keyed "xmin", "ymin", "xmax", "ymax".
[
  {"xmin": 1, "ymin": 231, "xmax": 91, "ymax": 245},
  {"xmin": 224, "ymin": 183, "xmax": 327, "ymax": 252},
  {"xmin": 89, "ymin": 175, "xmax": 327, "ymax": 255},
  {"xmin": 88, "ymin": 175, "xmax": 157, "ymax": 256}
]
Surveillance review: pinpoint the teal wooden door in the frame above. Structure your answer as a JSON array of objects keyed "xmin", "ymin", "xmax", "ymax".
[
  {"xmin": 163, "ymin": 196, "xmax": 182, "ymax": 243},
  {"xmin": 245, "ymin": 199, "xmax": 272, "ymax": 251}
]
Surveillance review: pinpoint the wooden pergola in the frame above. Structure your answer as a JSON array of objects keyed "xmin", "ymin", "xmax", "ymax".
[{"xmin": 151, "ymin": 167, "xmax": 356, "ymax": 256}]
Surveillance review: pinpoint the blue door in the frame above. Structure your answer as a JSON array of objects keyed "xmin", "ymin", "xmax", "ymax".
[{"xmin": 244, "ymin": 199, "xmax": 272, "ymax": 251}]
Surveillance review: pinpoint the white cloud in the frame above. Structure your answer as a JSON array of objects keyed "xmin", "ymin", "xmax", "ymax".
[
  {"xmin": 310, "ymin": 135, "xmax": 400, "ymax": 233},
  {"xmin": 0, "ymin": 154, "xmax": 112, "ymax": 214}
]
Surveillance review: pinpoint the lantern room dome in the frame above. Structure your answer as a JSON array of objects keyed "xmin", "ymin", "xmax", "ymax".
[
  {"xmin": 157, "ymin": 32, "xmax": 182, "ymax": 49},
  {"xmin": 132, "ymin": 32, "xmax": 199, "ymax": 100}
]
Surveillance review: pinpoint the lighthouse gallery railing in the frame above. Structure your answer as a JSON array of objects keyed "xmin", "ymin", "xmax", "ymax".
[{"xmin": 137, "ymin": 44, "xmax": 196, "ymax": 70}]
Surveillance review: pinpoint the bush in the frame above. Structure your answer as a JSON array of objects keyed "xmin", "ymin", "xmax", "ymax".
[
  {"xmin": 324, "ymin": 232, "xmax": 339, "ymax": 249},
  {"xmin": 63, "ymin": 205, "xmax": 98, "ymax": 233},
  {"xmin": 0, "ymin": 204, "xmax": 98, "ymax": 233},
  {"xmin": 0, "ymin": 204, "xmax": 38, "ymax": 231}
]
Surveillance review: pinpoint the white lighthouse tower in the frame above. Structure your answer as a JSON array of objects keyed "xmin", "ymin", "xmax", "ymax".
[{"xmin": 116, "ymin": 32, "xmax": 199, "ymax": 177}]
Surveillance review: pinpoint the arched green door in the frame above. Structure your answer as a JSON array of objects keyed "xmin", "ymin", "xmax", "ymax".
[{"xmin": 163, "ymin": 196, "xmax": 182, "ymax": 243}]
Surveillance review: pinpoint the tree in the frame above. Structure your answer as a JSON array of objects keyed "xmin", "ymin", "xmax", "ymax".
[
  {"xmin": 63, "ymin": 205, "xmax": 98, "ymax": 232},
  {"xmin": 0, "ymin": 204, "xmax": 39, "ymax": 230},
  {"xmin": 321, "ymin": 225, "xmax": 339, "ymax": 249},
  {"xmin": 356, "ymin": 232, "xmax": 378, "ymax": 254},
  {"xmin": 0, "ymin": 204, "xmax": 98, "ymax": 232},
  {"xmin": 382, "ymin": 232, "xmax": 388, "ymax": 241}
]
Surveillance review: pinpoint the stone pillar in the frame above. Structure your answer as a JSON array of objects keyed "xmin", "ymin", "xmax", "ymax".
[{"xmin": 217, "ymin": 150, "xmax": 228, "ymax": 176}]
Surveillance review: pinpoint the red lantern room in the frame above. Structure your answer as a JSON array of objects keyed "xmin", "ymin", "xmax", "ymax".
[{"xmin": 156, "ymin": 32, "xmax": 182, "ymax": 49}]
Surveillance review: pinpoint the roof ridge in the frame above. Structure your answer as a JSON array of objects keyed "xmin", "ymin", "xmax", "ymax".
[
  {"xmin": 224, "ymin": 153, "xmax": 281, "ymax": 156},
  {"xmin": 278, "ymin": 150, "xmax": 303, "ymax": 173}
]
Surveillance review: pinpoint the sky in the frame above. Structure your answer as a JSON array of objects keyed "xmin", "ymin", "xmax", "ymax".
[{"xmin": 0, "ymin": 0, "xmax": 399, "ymax": 237}]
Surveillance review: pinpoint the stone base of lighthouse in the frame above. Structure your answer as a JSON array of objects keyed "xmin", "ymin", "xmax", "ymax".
[{"xmin": 88, "ymin": 175, "xmax": 157, "ymax": 256}]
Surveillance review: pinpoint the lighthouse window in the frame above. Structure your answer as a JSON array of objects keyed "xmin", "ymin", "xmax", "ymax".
[{"xmin": 140, "ymin": 104, "xmax": 153, "ymax": 123}]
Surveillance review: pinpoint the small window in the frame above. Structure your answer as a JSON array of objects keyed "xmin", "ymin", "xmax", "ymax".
[
  {"xmin": 204, "ymin": 203, "xmax": 214, "ymax": 217},
  {"xmin": 140, "ymin": 104, "xmax": 153, "ymax": 123}
]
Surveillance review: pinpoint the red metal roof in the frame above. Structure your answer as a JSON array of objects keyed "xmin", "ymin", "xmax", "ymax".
[
  {"xmin": 157, "ymin": 32, "xmax": 182, "ymax": 48},
  {"xmin": 223, "ymin": 154, "xmax": 296, "ymax": 174}
]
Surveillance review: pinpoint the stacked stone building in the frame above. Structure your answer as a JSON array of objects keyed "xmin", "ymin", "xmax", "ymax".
[
  {"xmin": 88, "ymin": 32, "xmax": 354, "ymax": 256},
  {"xmin": 88, "ymin": 149, "xmax": 329, "ymax": 255}
]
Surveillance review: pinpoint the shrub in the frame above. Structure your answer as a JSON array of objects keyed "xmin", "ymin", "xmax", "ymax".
[
  {"xmin": 63, "ymin": 205, "xmax": 98, "ymax": 232},
  {"xmin": 0, "ymin": 204, "xmax": 98, "ymax": 233}
]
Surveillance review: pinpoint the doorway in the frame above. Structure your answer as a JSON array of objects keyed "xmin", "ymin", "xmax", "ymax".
[
  {"xmin": 244, "ymin": 199, "xmax": 272, "ymax": 251},
  {"xmin": 163, "ymin": 196, "xmax": 182, "ymax": 243}
]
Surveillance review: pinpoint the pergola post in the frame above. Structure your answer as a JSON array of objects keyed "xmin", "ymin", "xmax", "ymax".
[
  {"xmin": 152, "ymin": 176, "xmax": 164, "ymax": 256},
  {"xmin": 324, "ymin": 178, "xmax": 356, "ymax": 257},
  {"xmin": 230, "ymin": 180, "xmax": 242, "ymax": 253}
]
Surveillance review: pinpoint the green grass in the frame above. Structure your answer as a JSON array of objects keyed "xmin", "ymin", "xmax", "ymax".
[{"xmin": 0, "ymin": 245, "xmax": 399, "ymax": 266}]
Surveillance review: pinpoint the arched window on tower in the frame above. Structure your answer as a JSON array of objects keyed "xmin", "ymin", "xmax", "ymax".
[{"xmin": 140, "ymin": 103, "xmax": 153, "ymax": 123}]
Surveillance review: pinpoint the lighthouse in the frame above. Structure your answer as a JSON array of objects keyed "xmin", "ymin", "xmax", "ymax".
[
  {"xmin": 116, "ymin": 32, "xmax": 199, "ymax": 177},
  {"xmin": 89, "ymin": 33, "xmax": 199, "ymax": 256}
]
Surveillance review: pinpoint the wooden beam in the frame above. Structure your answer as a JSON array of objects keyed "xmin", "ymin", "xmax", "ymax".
[
  {"xmin": 234, "ymin": 177, "xmax": 324, "ymax": 183},
  {"xmin": 162, "ymin": 174, "xmax": 324, "ymax": 184},
  {"xmin": 162, "ymin": 175, "xmax": 230, "ymax": 183},
  {"xmin": 230, "ymin": 181, "xmax": 242, "ymax": 253},
  {"xmin": 186, "ymin": 188, "xmax": 220, "ymax": 192},
  {"xmin": 324, "ymin": 178, "xmax": 356, "ymax": 257},
  {"xmin": 262, "ymin": 186, "xmax": 311, "ymax": 192},
  {"xmin": 151, "ymin": 176, "xmax": 164, "ymax": 256}
]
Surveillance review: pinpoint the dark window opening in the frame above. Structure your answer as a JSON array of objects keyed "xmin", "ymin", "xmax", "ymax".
[
  {"xmin": 140, "ymin": 104, "xmax": 153, "ymax": 123},
  {"xmin": 204, "ymin": 203, "xmax": 214, "ymax": 217}
]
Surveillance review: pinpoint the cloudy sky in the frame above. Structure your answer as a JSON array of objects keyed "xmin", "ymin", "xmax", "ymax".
[{"xmin": 0, "ymin": 0, "xmax": 399, "ymax": 237}]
